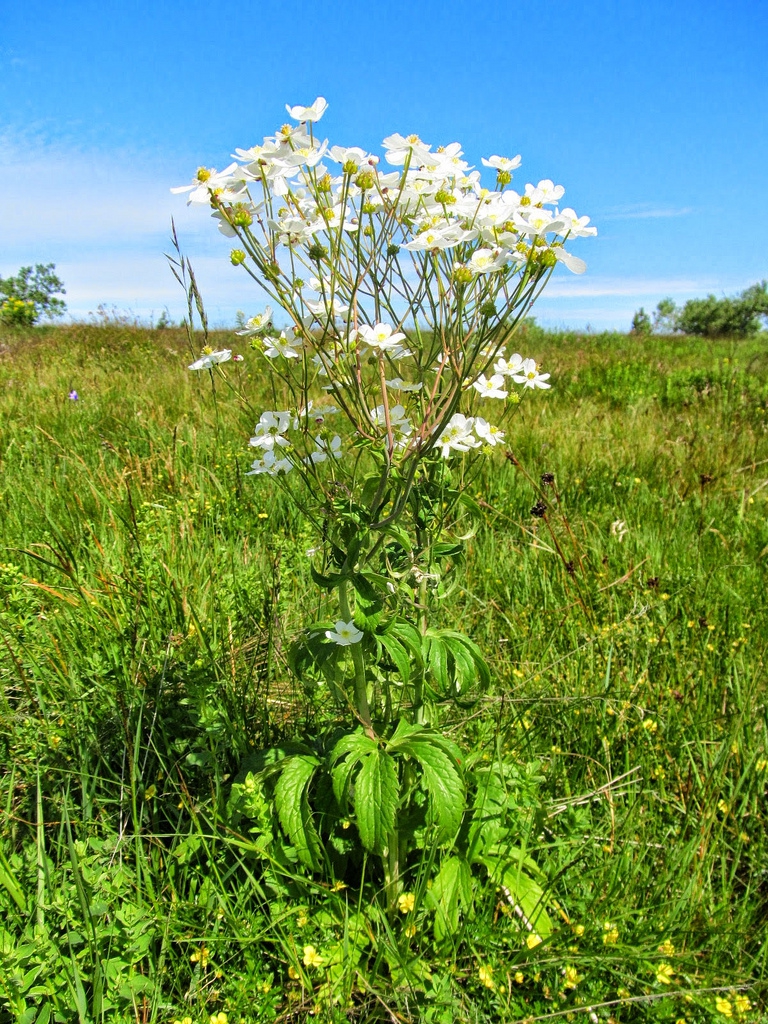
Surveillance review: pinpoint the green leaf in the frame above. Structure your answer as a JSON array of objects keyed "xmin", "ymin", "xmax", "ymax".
[
  {"xmin": 397, "ymin": 734, "xmax": 465, "ymax": 840},
  {"xmin": 481, "ymin": 851, "xmax": 553, "ymax": 939},
  {"xmin": 354, "ymin": 750, "xmax": 399, "ymax": 855},
  {"xmin": 429, "ymin": 855, "xmax": 474, "ymax": 943},
  {"xmin": 274, "ymin": 755, "xmax": 323, "ymax": 871},
  {"xmin": 329, "ymin": 730, "xmax": 378, "ymax": 807},
  {"xmin": 310, "ymin": 565, "xmax": 344, "ymax": 590},
  {"xmin": 378, "ymin": 633, "xmax": 411, "ymax": 684},
  {"xmin": 424, "ymin": 633, "xmax": 449, "ymax": 694}
]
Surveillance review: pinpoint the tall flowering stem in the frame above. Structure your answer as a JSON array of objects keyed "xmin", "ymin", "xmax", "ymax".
[{"xmin": 177, "ymin": 98, "xmax": 595, "ymax": 906}]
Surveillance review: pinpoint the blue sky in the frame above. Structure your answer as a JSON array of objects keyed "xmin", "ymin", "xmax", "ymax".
[{"xmin": 1, "ymin": 0, "xmax": 766, "ymax": 330}]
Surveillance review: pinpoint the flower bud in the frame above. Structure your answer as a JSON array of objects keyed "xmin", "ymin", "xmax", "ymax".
[
  {"xmin": 479, "ymin": 300, "xmax": 497, "ymax": 318},
  {"xmin": 355, "ymin": 170, "xmax": 376, "ymax": 191},
  {"xmin": 435, "ymin": 189, "xmax": 456, "ymax": 205},
  {"xmin": 230, "ymin": 249, "xmax": 247, "ymax": 266},
  {"xmin": 307, "ymin": 243, "xmax": 329, "ymax": 262},
  {"xmin": 316, "ymin": 173, "xmax": 332, "ymax": 194},
  {"xmin": 342, "ymin": 159, "xmax": 359, "ymax": 175},
  {"xmin": 230, "ymin": 204, "xmax": 253, "ymax": 228},
  {"xmin": 386, "ymin": 243, "xmax": 401, "ymax": 257},
  {"xmin": 496, "ymin": 170, "xmax": 512, "ymax": 186},
  {"xmin": 538, "ymin": 250, "xmax": 557, "ymax": 268},
  {"xmin": 363, "ymin": 225, "xmax": 374, "ymax": 237},
  {"xmin": 361, "ymin": 202, "xmax": 377, "ymax": 215},
  {"xmin": 453, "ymin": 266, "xmax": 473, "ymax": 285}
]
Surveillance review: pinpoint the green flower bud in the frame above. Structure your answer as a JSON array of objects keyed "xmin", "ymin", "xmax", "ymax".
[
  {"xmin": 230, "ymin": 249, "xmax": 247, "ymax": 266},
  {"xmin": 538, "ymin": 249, "xmax": 557, "ymax": 268},
  {"xmin": 355, "ymin": 170, "xmax": 375, "ymax": 191},
  {"xmin": 479, "ymin": 300, "xmax": 497, "ymax": 318},
  {"xmin": 453, "ymin": 266, "xmax": 473, "ymax": 285},
  {"xmin": 307, "ymin": 243, "xmax": 329, "ymax": 263},
  {"xmin": 363, "ymin": 224, "xmax": 374, "ymax": 237},
  {"xmin": 508, "ymin": 391, "xmax": 521, "ymax": 404},
  {"xmin": 342, "ymin": 158, "xmax": 359, "ymax": 175},
  {"xmin": 316, "ymin": 173, "xmax": 332, "ymax": 194},
  {"xmin": 230, "ymin": 203, "xmax": 253, "ymax": 228},
  {"xmin": 534, "ymin": 237, "xmax": 547, "ymax": 248},
  {"xmin": 361, "ymin": 202, "xmax": 377, "ymax": 215},
  {"xmin": 515, "ymin": 241, "xmax": 531, "ymax": 255},
  {"xmin": 435, "ymin": 189, "xmax": 456, "ymax": 205},
  {"xmin": 496, "ymin": 170, "xmax": 512, "ymax": 187},
  {"xmin": 386, "ymin": 243, "xmax": 401, "ymax": 257}
]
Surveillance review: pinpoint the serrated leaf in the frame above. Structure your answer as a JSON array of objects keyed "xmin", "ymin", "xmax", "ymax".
[
  {"xmin": 329, "ymin": 730, "xmax": 378, "ymax": 807},
  {"xmin": 429, "ymin": 855, "xmax": 474, "ymax": 943},
  {"xmin": 354, "ymin": 750, "xmax": 399, "ymax": 855},
  {"xmin": 378, "ymin": 633, "xmax": 411, "ymax": 684},
  {"xmin": 424, "ymin": 634, "xmax": 449, "ymax": 693},
  {"xmin": 399, "ymin": 736, "xmax": 465, "ymax": 840},
  {"xmin": 274, "ymin": 755, "xmax": 323, "ymax": 871}
]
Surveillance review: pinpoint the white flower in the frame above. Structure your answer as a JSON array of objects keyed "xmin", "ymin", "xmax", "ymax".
[
  {"xmin": 382, "ymin": 132, "xmax": 433, "ymax": 166},
  {"xmin": 474, "ymin": 417, "xmax": 506, "ymax": 445},
  {"xmin": 370, "ymin": 404, "xmax": 412, "ymax": 436},
  {"xmin": 358, "ymin": 323, "xmax": 407, "ymax": 351},
  {"xmin": 171, "ymin": 164, "xmax": 241, "ymax": 204},
  {"xmin": 188, "ymin": 349, "xmax": 232, "ymax": 370},
  {"xmin": 237, "ymin": 307, "xmax": 273, "ymax": 335},
  {"xmin": 466, "ymin": 248, "xmax": 506, "ymax": 275},
  {"xmin": 472, "ymin": 373, "xmax": 508, "ymax": 399},
  {"xmin": 250, "ymin": 411, "xmax": 292, "ymax": 450},
  {"xmin": 247, "ymin": 449, "xmax": 293, "ymax": 476},
  {"xmin": 285, "ymin": 97, "xmax": 328, "ymax": 123},
  {"xmin": 525, "ymin": 179, "xmax": 565, "ymax": 205},
  {"xmin": 557, "ymin": 208, "xmax": 597, "ymax": 238},
  {"xmin": 481, "ymin": 154, "xmax": 522, "ymax": 173},
  {"xmin": 436, "ymin": 414, "xmax": 481, "ymax": 457},
  {"xmin": 553, "ymin": 247, "xmax": 587, "ymax": 274},
  {"xmin": 309, "ymin": 435, "xmax": 342, "ymax": 464},
  {"xmin": 386, "ymin": 378, "xmax": 423, "ymax": 392},
  {"xmin": 512, "ymin": 358, "xmax": 551, "ymax": 389},
  {"xmin": 494, "ymin": 353, "xmax": 524, "ymax": 377},
  {"xmin": 325, "ymin": 620, "xmax": 363, "ymax": 646},
  {"xmin": 263, "ymin": 330, "xmax": 302, "ymax": 359}
]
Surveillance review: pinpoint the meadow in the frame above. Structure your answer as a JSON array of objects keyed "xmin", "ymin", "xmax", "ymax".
[{"xmin": 0, "ymin": 321, "xmax": 766, "ymax": 1024}]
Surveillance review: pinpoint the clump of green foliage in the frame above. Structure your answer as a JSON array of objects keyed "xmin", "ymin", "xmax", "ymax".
[
  {"xmin": 0, "ymin": 263, "xmax": 66, "ymax": 326},
  {"xmin": 633, "ymin": 281, "xmax": 768, "ymax": 338}
]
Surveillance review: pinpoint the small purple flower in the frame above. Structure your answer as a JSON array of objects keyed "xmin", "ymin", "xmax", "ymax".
[{"xmin": 68, "ymin": 390, "xmax": 79, "ymax": 401}]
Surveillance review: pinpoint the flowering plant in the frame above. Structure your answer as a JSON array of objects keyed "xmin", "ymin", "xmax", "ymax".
[{"xmin": 175, "ymin": 98, "xmax": 595, "ymax": 922}]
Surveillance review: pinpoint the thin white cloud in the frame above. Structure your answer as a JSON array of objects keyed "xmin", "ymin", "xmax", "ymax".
[{"xmin": 601, "ymin": 203, "xmax": 693, "ymax": 220}]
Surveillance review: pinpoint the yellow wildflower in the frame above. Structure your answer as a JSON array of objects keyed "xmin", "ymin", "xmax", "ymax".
[
  {"xmin": 514, "ymin": 971, "xmax": 524, "ymax": 983},
  {"xmin": 526, "ymin": 932, "xmax": 542, "ymax": 949},
  {"xmin": 404, "ymin": 924, "xmax": 417, "ymax": 938},
  {"xmin": 478, "ymin": 965, "xmax": 495, "ymax": 989},
  {"xmin": 734, "ymin": 994, "xmax": 751, "ymax": 1013},
  {"xmin": 302, "ymin": 945, "xmax": 323, "ymax": 968},
  {"xmin": 658, "ymin": 939, "xmax": 675, "ymax": 956},
  {"xmin": 718, "ymin": 799, "xmax": 729, "ymax": 815},
  {"xmin": 210, "ymin": 1015, "xmax": 228, "ymax": 1024},
  {"xmin": 602, "ymin": 921, "xmax": 619, "ymax": 945},
  {"xmin": 656, "ymin": 963, "xmax": 675, "ymax": 985},
  {"xmin": 572, "ymin": 923, "xmax": 585, "ymax": 937},
  {"xmin": 397, "ymin": 892, "xmax": 415, "ymax": 914},
  {"xmin": 563, "ymin": 965, "xmax": 583, "ymax": 989},
  {"xmin": 715, "ymin": 997, "xmax": 733, "ymax": 1017},
  {"xmin": 190, "ymin": 946, "xmax": 210, "ymax": 966}
]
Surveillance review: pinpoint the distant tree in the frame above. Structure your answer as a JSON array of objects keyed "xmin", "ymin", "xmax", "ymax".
[
  {"xmin": 632, "ymin": 282, "xmax": 768, "ymax": 339},
  {"xmin": 630, "ymin": 307, "xmax": 652, "ymax": 336},
  {"xmin": 0, "ymin": 264, "xmax": 67, "ymax": 325},
  {"xmin": 653, "ymin": 297, "xmax": 678, "ymax": 334}
]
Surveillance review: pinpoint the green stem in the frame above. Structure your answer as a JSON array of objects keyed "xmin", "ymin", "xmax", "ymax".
[{"xmin": 339, "ymin": 579, "xmax": 375, "ymax": 738}]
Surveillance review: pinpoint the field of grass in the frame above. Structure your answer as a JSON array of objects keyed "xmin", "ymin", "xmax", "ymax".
[{"xmin": 0, "ymin": 322, "xmax": 767, "ymax": 1024}]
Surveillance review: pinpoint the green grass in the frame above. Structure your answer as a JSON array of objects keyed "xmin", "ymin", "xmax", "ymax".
[{"xmin": 0, "ymin": 323, "xmax": 767, "ymax": 1023}]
